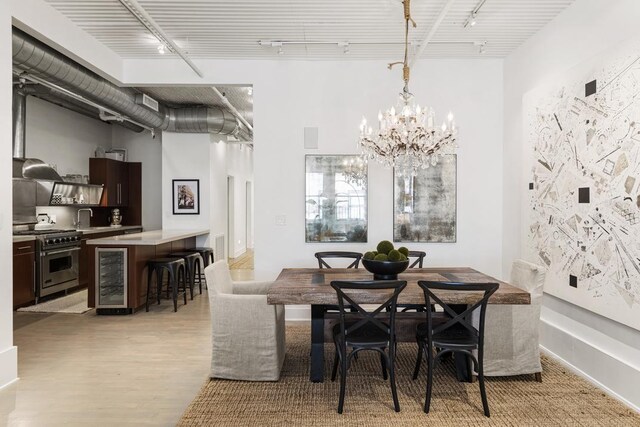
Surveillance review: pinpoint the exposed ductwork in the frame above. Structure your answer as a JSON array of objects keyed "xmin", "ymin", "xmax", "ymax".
[{"xmin": 12, "ymin": 28, "xmax": 241, "ymax": 137}]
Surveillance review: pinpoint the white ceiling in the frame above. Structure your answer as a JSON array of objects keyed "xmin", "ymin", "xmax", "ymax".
[{"xmin": 44, "ymin": 0, "xmax": 575, "ymax": 60}]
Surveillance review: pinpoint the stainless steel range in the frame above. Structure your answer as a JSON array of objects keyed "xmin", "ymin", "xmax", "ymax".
[{"xmin": 14, "ymin": 229, "xmax": 82, "ymax": 302}]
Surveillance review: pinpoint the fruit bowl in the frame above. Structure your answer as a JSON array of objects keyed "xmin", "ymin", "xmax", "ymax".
[{"xmin": 362, "ymin": 258, "xmax": 409, "ymax": 280}]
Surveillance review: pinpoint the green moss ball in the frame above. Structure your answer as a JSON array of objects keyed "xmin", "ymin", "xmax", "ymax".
[
  {"xmin": 373, "ymin": 254, "xmax": 389, "ymax": 261},
  {"xmin": 376, "ymin": 240, "xmax": 394, "ymax": 255},
  {"xmin": 388, "ymin": 249, "xmax": 402, "ymax": 261},
  {"xmin": 363, "ymin": 251, "xmax": 375, "ymax": 260},
  {"xmin": 398, "ymin": 247, "xmax": 409, "ymax": 257},
  {"xmin": 399, "ymin": 254, "xmax": 408, "ymax": 261}
]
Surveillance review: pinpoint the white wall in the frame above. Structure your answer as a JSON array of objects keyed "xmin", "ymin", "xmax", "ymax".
[
  {"xmin": 0, "ymin": 0, "xmax": 17, "ymax": 389},
  {"xmin": 122, "ymin": 57, "xmax": 503, "ymax": 291},
  {"xmin": 26, "ymin": 96, "xmax": 112, "ymax": 176},
  {"xmin": 251, "ymin": 60, "xmax": 503, "ymax": 280},
  {"xmin": 162, "ymin": 132, "xmax": 211, "ymax": 245},
  {"xmin": 503, "ymin": 0, "xmax": 640, "ymax": 410},
  {"xmin": 112, "ymin": 126, "xmax": 162, "ymax": 230}
]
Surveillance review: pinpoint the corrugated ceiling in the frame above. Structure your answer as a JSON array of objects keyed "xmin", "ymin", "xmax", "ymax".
[{"xmin": 44, "ymin": 0, "xmax": 575, "ymax": 60}]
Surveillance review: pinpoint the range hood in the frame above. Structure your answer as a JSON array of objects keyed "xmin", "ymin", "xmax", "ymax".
[{"xmin": 12, "ymin": 88, "xmax": 63, "ymax": 181}]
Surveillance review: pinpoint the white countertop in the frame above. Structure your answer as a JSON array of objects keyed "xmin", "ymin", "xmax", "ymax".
[
  {"xmin": 79, "ymin": 225, "xmax": 143, "ymax": 236},
  {"xmin": 13, "ymin": 236, "xmax": 36, "ymax": 243},
  {"xmin": 86, "ymin": 229, "xmax": 209, "ymax": 246}
]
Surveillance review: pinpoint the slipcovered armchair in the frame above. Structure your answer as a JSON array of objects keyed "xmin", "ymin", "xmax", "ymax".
[
  {"xmin": 205, "ymin": 260, "xmax": 286, "ymax": 381},
  {"xmin": 474, "ymin": 259, "xmax": 546, "ymax": 380}
]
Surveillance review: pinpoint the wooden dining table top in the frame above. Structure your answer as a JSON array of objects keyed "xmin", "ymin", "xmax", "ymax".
[{"xmin": 267, "ymin": 267, "xmax": 531, "ymax": 306}]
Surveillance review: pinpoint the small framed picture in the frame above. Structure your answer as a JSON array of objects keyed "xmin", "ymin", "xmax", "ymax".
[{"xmin": 172, "ymin": 179, "xmax": 200, "ymax": 215}]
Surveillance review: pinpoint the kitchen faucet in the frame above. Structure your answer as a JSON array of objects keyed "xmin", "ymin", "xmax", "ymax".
[{"xmin": 76, "ymin": 208, "xmax": 93, "ymax": 229}]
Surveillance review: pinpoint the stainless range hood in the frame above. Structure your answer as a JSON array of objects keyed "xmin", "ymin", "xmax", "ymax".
[
  {"xmin": 12, "ymin": 87, "xmax": 63, "ymax": 225},
  {"xmin": 12, "ymin": 88, "xmax": 62, "ymax": 182}
]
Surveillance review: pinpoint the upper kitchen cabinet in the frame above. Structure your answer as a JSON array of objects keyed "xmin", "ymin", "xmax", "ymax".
[{"xmin": 90, "ymin": 158, "xmax": 131, "ymax": 207}]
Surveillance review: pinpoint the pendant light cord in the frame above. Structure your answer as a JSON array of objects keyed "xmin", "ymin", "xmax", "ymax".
[{"xmin": 389, "ymin": 0, "xmax": 416, "ymax": 96}]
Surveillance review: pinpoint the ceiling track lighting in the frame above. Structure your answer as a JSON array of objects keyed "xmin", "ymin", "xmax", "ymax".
[
  {"xmin": 463, "ymin": 0, "xmax": 487, "ymax": 29},
  {"xmin": 117, "ymin": 0, "xmax": 203, "ymax": 77},
  {"xmin": 474, "ymin": 41, "xmax": 488, "ymax": 54}
]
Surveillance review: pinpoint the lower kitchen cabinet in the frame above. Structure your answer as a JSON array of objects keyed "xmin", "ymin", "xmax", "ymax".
[{"xmin": 13, "ymin": 241, "xmax": 35, "ymax": 309}]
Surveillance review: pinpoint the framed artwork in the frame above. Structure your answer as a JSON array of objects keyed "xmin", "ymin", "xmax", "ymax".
[
  {"xmin": 525, "ymin": 35, "xmax": 640, "ymax": 331},
  {"xmin": 393, "ymin": 155, "xmax": 457, "ymax": 243},
  {"xmin": 305, "ymin": 155, "xmax": 368, "ymax": 242},
  {"xmin": 172, "ymin": 179, "xmax": 200, "ymax": 215}
]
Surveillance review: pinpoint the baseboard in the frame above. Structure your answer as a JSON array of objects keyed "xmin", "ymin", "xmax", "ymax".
[
  {"xmin": 0, "ymin": 346, "xmax": 18, "ymax": 389},
  {"xmin": 285, "ymin": 305, "xmax": 310, "ymax": 321},
  {"xmin": 540, "ymin": 317, "xmax": 640, "ymax": 413},
  {"xmin": 540, "ymin": 345, "xmax": 640, "ymax": 413}
]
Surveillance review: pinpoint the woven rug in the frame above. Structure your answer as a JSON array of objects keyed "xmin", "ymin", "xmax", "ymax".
[
  {"xmin": 180, "ymin": 325, "xmax": 640, "ymax": 426},
  {"xmin": 17, "ymin": 289, "xmax": 90, "ymax": 314}
]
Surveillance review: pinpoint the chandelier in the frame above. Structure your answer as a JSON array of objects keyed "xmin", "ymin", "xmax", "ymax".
[{"xmin": 358, "ymin": 0, "xmax": 457, "ymax": 171}]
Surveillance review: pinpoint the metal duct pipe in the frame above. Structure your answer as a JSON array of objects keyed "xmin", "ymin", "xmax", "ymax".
[
  {"xmin": 12, "ymin": 28, "xmax": 240, "ymax": 136},
  {"xmin": 12, "ymin": 89, "xmax": 26, "ymax": 158},
  {"xmin": 19, "ymin": 84, "xmax": 144, "ymax": 133}
]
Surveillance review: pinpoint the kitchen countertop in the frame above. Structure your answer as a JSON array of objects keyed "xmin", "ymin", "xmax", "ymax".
[
  {"xmin": 13, "ymin": 235, "xmax": 36, "ymax": 243},
  {"xmin": 86, "ymin": 229, "xmax": 209, "ymax": 246},
  {"xmin": 79, "ymin": 225, "xmax": 143, "ymax": 236}
]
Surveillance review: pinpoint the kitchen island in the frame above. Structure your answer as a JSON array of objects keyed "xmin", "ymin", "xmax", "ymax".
[{"xmin": 87, "ymin": 229, "xmax": 209, "ymax": 313}]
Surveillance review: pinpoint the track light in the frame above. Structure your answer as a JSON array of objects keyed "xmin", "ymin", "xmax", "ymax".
[
  {"xmin": 464, "ymin": 12, "xmax": 477, "ymax": 28},
  {"xmin": 474, "ymin": 41, "xmax": 487, "ymax": 54},
  {"xmin": 463, "ymin": 0, "xmax": 486, "ymax": 28},
  {"xmin": 157, "ymin": 44, "xmax": 166, "ymax": 54},
  {"xmin": 278, "ymin": 46, "xmax": 284, "ymax": 55}
]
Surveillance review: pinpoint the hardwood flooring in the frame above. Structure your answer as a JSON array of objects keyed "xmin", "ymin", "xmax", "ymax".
[
  {"xmin": 228, "ymin": 249, "xmax": 254, "ymax": 281},
  {"xmin": 0, "ymin": 292, "xmax": 213, "ymax": 426}
]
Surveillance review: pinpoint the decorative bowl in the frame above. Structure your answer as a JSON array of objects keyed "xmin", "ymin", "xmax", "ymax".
[{"xmin": 362, "ymin": 258, "xmax": 409, "ymax": 280}]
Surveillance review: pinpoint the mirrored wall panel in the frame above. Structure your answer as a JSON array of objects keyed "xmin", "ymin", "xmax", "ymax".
[
  {"xmin": 305, "ymin": 155, "xmax": 367, "ymax": 242},
  {"xmin": 393, "ymin": 155, "xmax": 457, "ymax": 243}
]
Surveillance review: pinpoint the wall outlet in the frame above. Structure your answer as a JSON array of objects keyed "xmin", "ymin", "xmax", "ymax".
[{"xmin": 275, "ymin": 215, "xmax": 286, "ymax": 226}]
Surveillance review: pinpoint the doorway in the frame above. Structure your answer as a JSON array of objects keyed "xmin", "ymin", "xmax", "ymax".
[
  {"xmin": 246, "ymin": 181, "xmax": 253, "ymax": 249},
  {"xmin": 227, "ymin": 175, "xmax": 234, "ymax": 261}
]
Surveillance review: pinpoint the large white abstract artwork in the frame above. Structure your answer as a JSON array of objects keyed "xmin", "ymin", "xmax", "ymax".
[{"xmin": 524, "ymin": 36, "xmax": 640, "ymax": 331}]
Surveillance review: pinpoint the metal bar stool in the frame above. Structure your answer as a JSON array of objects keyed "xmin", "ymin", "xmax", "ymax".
[
  {"xmin": 146, "ymin": 257, "xmax": 187, "ymax": 312},
  {"xmin": 169, "ymin": 251, "xmax": 202, "ymax": 298},
  {"xmin": 191, "ymin": 247, "xmax": 214, "ymax": 289}
]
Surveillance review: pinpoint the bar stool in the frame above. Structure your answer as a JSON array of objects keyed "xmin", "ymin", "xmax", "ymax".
[
  {"xmin": 169, "ymin": 251, "xmax": 202, "ymax": 298},
  {"xmin": 192, "ymin": 247, "xmax": 214, "ymax": 289},
  {"xmin": 146, "ymin": 257, "xmax": 187, "ymax": 312}
]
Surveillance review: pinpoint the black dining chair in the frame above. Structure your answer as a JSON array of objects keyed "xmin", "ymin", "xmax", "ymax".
[
  {"xmin": 315, "ymin": 251, "xmax": 363, "ymax": 269},
  {"xmin": 412, "ymin": 280, "xmax": 498, "ymax": 417},
  {"xmin": 394, "ymin": 251, "xmax": 428, "ymax": 312},
  {"xmin": 330, "ymin": 280, "xmax": 406, "ymax": 414},
  {"xmin": 408, "ymin": 250, "xmax": 427, "ymax": 268}
]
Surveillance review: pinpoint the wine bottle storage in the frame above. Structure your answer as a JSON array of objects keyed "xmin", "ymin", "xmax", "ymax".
[{"xmin": 95, "ymin": 248, "xmax": 128, "ymax": 309}]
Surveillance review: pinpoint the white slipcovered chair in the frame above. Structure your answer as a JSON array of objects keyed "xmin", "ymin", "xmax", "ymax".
[
  {"xmin": 475, "ymin": 259, "xmax": 546, "ymax": 380},
  {"xmin": 205, "ymin": 260, "xmax": 286, "ymax": 381}
]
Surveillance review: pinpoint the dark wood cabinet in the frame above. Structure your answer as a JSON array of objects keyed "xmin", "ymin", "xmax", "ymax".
[
  {"xmin": 13, "ymin": 241, "xmax": 35, "ymax": 309},
  {"xmin": 90, "ymin": 158, "xmax": 130, "ymax": 207}
]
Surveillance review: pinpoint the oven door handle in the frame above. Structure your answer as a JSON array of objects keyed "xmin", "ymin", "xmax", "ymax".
[{"xmin": 41, "ymin": 247, "xmax": 81, "ymax": 256}]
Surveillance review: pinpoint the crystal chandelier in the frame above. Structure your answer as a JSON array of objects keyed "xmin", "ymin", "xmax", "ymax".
[{"xmin": 358, "ymin": 0, "xmax": 457, "ymax": 171}]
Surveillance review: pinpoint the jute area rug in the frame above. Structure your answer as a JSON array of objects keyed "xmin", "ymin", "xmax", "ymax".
[{"xmin": 180, "ymin": 325, "xmax": 640, "ymax": 426}]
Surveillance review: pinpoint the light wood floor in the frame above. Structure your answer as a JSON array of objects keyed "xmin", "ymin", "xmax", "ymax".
[
  {"xmin": 0, "ymin": 292, "xmax": 213, "ymax": 426},
  {"xmin": 228, "ymin": 249, "xmax": 254, "ymax": 281}
]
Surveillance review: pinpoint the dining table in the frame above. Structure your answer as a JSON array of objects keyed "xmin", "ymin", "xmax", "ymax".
[{"xmin": 267, "ymin": 267, "xmax": 531, "ymax": 383}]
